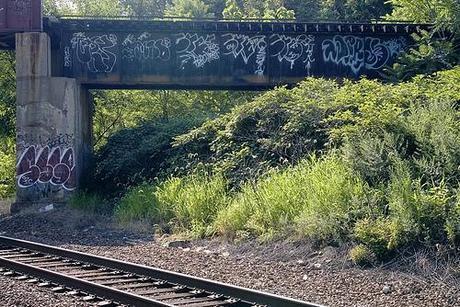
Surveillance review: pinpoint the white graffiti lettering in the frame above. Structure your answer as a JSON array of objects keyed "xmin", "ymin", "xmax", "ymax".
[
  {"xmin": 270, "ymin": 34, "xmax": 315, "ymax": 74},
  {"xmin": 322, "ymin": 35, "xmax": 405, "ymax": 75},
  {"xmin": 176, "ymin": 33, "xmax": 220, "ymax": 68},
  {"xmin": 122, "ymin": 33, "xmax": 171, "ymax": 62},
  {"xmin": 71, "ymin": 33, "xmax": 118, "ymax": 73},
  {"xmin": 64, "ymin": 46, "xmax": 72, "ymax": 68},
  {"xmin": 223, "ymin": 34, "xmax": 267, "ymax": 75}
]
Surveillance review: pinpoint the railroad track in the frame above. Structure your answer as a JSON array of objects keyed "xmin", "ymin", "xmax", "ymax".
[{"xmin": 0, "ymin": 236, "xmax": 323, "ymax": 307}]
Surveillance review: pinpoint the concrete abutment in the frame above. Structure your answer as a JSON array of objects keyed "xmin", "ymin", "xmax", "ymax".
[{"xmin": 12, "ymin": 32, "xmax": 92, "ymax": 213}]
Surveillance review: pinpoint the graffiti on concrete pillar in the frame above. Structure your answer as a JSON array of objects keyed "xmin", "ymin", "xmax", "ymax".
[
  {"xmin": 270, "ymin": 34, "xmax": 315, "ymax": 74},
  {"xmin": 122, "ymin": 33, "xmax": 171, "ymax": 62},
  {"xmin": 223, "ymin": 34, "xmax": 267, "ymax": 75},
  {"xmin": 322, "ymin": 35, "xmax": 406, "ymax": 75},
  {"xmin": 176, "ymin": 33, "xmax": 220, "ymax": 68},
  {"xmin": 16, "ymin": 145, "xmax": 76, "ymax": 191},
  {"xmin": 71, "ymin": 32, "xmax": 118, "ymax": 73}
]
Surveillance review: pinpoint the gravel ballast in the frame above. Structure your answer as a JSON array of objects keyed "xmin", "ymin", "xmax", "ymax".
[{"xmin": 0, "ymin": 208, "xmax": 459, "ymax": 307}]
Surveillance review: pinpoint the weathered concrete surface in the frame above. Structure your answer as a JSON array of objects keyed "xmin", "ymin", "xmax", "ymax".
[{"xmin": 13, "ymin": 32, "xmax": 92, "ymax": 213}]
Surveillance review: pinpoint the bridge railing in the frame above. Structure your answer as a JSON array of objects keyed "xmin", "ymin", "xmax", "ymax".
[{"xmin": 56, "ymin": 15, "xmax": 427, "ymax": 25}]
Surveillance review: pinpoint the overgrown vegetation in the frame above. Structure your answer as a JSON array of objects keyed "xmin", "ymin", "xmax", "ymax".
[{"xmin": 114, "ymin": 67, "xmax": 460, "ymax": 260}]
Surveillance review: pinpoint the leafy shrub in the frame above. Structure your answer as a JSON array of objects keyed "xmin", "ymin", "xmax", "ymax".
[
  {"xmin": 405, "ymin": 98, "xmax": 460, "ymax": 186},
  {"xmin": 349, "ymin": 244, "xmax": 377, "ymax": 266},
  {"xmin": 92, "ymin": 117, "xmax": 204, "ymax": 196},
  {"xmin": 173, "ymin": 80, "xmax": 337, "ymax": 187},
  {"xmin": 388, "ymin": 162, "xmax": 453, "ymax": 246},
  {"xmin": 0, "ymin": 137, "xmax": 15, "ymax": 199},
  {"xmin": 354, "ymin": 218, "xmax": 402, "ymax": 258},
  {"xmin": 341, "ymin": 131, "xmax": 415, "ymax": 186},
  {"xmin": 445, "ymin": 196, "xmax": 460, "ymax": 245}
]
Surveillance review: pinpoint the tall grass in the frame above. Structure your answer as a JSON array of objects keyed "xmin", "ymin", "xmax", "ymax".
[
  {"xmin": 155, "ymin": 173, "xmax": 229, "ymax": 236},
  {"xmin": 69, "ymin": 191, "xmax": 110, "ymax": 215},
  {"xmin": 115, "ymin": 173, "xmax": 229, "ymax": 236},
  {"xmin": 215, "ymin": 155, "xmax": 368, "ymax": 242}
]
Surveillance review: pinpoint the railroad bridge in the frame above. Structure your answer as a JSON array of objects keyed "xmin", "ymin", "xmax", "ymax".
[{"xmin": 0, "ymin": 0, "xmax": 430, "ymax": 209}]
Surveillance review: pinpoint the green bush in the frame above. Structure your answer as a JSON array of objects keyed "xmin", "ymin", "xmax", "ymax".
[
  {"xmin": 349, "ymin": 244, "xmax": 377, "ymax": 266},
  {"xmin": 405, "ymin": 98, "xmax": 460, "ymax": 185},
  {"xmin": 341, "ymin": 131, "xmax": 415, "ymax": 186},
  {"xmin": 173, "ymin": 79, "xmax": 336, "ymax": 187},
  {"xmin": 446, "ymin": 196, "xmax": 460, "ymax": 245},
  {"xmin": 354, "ymin": 218, "xmax": 402, "ymax": 258},
  {"xmin": 388, "ymin": 162, "xmax": 453, "ymax": 246},
  {"xmin": 93, "ymin": 117, "xmax": 204, "ymax": 196},
  {"xmin": 0, "ymin": 137, "xmax": 15, "ymax": 199}
]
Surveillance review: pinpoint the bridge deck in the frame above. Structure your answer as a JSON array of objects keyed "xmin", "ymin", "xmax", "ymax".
[{"xmin": 3, "ymin": 17, "xmax": 432, "ymax": 89}]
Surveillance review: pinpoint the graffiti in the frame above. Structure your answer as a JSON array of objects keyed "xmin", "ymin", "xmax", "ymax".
[
  {"xmin": 7, "ymin": 0, "xmax": 31, "ymax": 16},
  {"xmin": 270, "ymin": 34, "xmax": 315, "ymax": 74},
  {"xmin": 176, "ymin": 33, "xmax": 220, "ymax": 68},
  {"xmin": 71, "ymin": 32, "xmax": 118, "ymax": 73},
  {"xmin": 45, "ymin": 134, "xmax": 74, "ymax": 149},
  {"xmin": 223, "ymin": 34, "xmax": 267, "ymax": 75},
  {"xmin": 322, "ymin": 35, "xmax": 406, "ymax": 75},
  {"xmin": 17, "ymin": 134, "xmax": 74, "ymax": 152},
  {"xmin": 64, "ymin": 46, "xmax": 72, "ymax": 68},
  {"xmin": 16, "ymin": 146, "xmax": 76, "ymax": 191},
  {"xmin": 122, "ymin": 33, "xmax": 171, "ymax": 62}
]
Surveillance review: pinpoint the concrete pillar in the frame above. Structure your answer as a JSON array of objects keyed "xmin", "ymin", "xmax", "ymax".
[{"xmin": 12, "ymin": 32, "xmax": 92, "ymax": 212}]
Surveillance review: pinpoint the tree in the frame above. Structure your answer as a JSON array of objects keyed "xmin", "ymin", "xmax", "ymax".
[
  {"xmin": 120, "ymin": 0, "xmax": 170, "ymax": 17},
  {"xmin": 43, "ymin": 0, "xmax": 123, "ymax": 16},
  {"xmin": 164, "ymin": 0, "xmax": 213, "ymax": 18},
  {"xmin": 385, "ymin": 0, "xmax": 460, "ymax": 81},
  {"xmin": 223, "ymin": 0, "xmax": 295, "ymax": 19},
  {"xmin": 0, "ymin": 52, "xmax": 15, "ymax": 138}
]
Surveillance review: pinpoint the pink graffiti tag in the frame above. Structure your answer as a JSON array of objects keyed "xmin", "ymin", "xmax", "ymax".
[{"xmin": 16, "ymin": 146, "xmax": 76, "ymax": 191}]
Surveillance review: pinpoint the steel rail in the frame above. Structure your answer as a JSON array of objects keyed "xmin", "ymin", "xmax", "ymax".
[
  {"xmin": 0, "ymin": 257, "xmax": 173, "ymax": 307},
  {"xmin": 0, "ymin": 236, "xmax": 324, "ymax": 307}
]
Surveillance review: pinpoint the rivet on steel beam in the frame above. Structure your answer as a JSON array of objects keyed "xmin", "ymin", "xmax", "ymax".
[
  {"xmin": 283, "ymin": 24, "xmax": 286, "ymax": 31},
  {"xmin": 249, "ymin": 23, "xmax": 252, "ymax": 31},
  {"xmin": 372, "ymin": 25, "xmax": 375, "ymax": 32},
  {"xmin": 327, "ymin": 24, "xmax": 330, "ymax": 32},
  {"xmin": 349, "ymin": 25, "xmax": 352, "ymax": 32},
  {"xmin": 360, "ymin": 25, "xmax": 364, "ymax": 32},
  {"xmin": 405, "ymin": 25, "xmax": 409, "ymax": 33},
  {"xmin": 394, "ymin": 25, "xmax": 398, "ymax": 32},
  {"xmin": 338, "ymin": 25, "xmax": 342, "ymax": 32},
  {"xmin": 316, "ymin": 24, "xmax": 319, "ymax": 32},
  {"xmin": 294, "ymin": 24, "xmax": 297, "ymax": 31},
  {"xmin": 304, "ymin": 24, "xmax": 307, "ymax": 32},
  {"xmin": 383, "ymin": 25, "xmax": 387, "ymax": 32}
]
